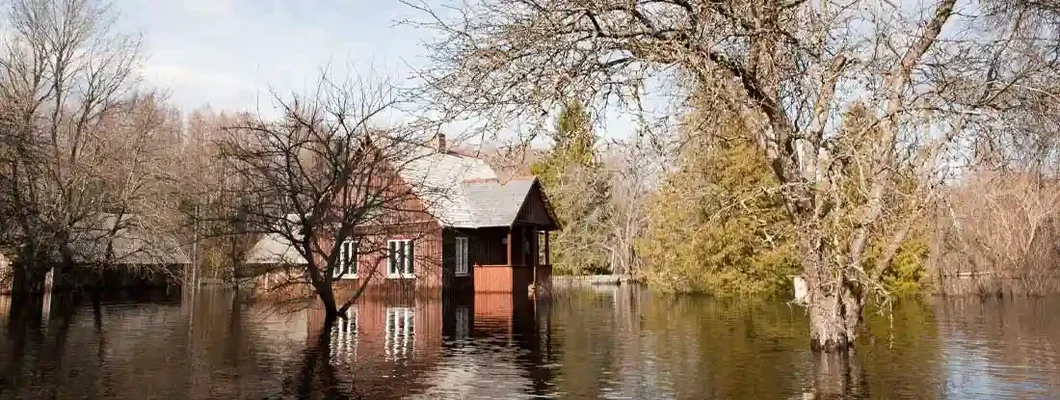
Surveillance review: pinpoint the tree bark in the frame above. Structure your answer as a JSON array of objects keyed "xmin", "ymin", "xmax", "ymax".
[
  {"xmin": 801, "ymin": 234, "xmax": 863, "ymax": 352},
  {"xmin": 10, "ymin": 243, "xmax": 49, "ymax": 299},
  {"xmin": 313, "ymin": 280, "xmax": 340, "ymax": 320}
]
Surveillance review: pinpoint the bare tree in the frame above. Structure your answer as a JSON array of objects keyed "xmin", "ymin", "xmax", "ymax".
[
  {"xmin": 599, "ymin": 139, "xmax": 659, "ymax": 278},
  {"xmin": 406, "ymin": 0, "xmax": 1060, "ymax": 351},
  {"xmin": 938, "ymin": 171, "xmax": 1060, "ymax": 296},
  {"xmin": 0, "ymin": 0, "xmax": 152, "ymax": 297},
  {"xmin": 173, "ymin": 107, "xmax": 257, "ymax": 285},
  {"xmin": 219, "ymin": 73, "xmax": 447, "ymax": 321}
]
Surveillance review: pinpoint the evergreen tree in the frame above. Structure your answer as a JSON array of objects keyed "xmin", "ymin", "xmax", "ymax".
[
  {"xmin": 531, "ymin": 100, "xmax": 611, "ymax": 274},
  {"xmin": 834, "ymin": 104, "xmax": 932, "ymax": 296},
  {"xmin": 639, "ymin": 110, "xmax": 799, "ymax": 296}
]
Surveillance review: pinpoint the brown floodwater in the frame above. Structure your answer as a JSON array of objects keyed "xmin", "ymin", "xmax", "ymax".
[{"xmin": 0, "ymin": 285, "xmax": 1058, "ymax": 399}]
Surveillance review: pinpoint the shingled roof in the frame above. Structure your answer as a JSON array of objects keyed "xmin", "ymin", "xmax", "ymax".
[
  {"xmin": 397, "ymin": 142, "xmax": 540, "ymax": 229},
  {"xmin": 462, "ymin": 178, "xmax": 537, "ymax": 227}
]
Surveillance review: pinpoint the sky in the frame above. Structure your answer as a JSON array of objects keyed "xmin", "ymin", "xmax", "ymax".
[
  {"xmin": 113, "ymin": 0, "xmax": 646, "ymax": 143},
  {"xmin": 116, "ymin": 0, "xmax": 429, "ymax": 119}
]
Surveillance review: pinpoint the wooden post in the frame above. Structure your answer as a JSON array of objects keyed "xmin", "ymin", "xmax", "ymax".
[
  {"xmin": 544, "ymin": 231, "xmax": 550, "ymax": 266},
  {"xmin": 531, "ymin": 229, "xmax": 537, "ymax": 295},
  {"xmin": 506, "ymin": 229, "xmax": 513, "ymax": 266},
  {"xmin": 523, "ymin": 225, "xmax": 529, "ymax": 266}
]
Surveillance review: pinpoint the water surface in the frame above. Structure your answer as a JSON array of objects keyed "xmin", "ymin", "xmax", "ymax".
[{"xmin": 0, "ymin": 286, "xmax": 1058, "ymax": 399}]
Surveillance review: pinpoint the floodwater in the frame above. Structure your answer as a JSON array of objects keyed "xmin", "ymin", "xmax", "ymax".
[{"xmin": 0, "ymin": 286, "xmax": 1059, "ymax": 399}]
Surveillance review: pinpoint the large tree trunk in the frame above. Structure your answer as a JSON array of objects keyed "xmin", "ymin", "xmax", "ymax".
[
  {"xmin": 313, "ymin": 280, "xmax": 340, "ymax": 321},
  {"xmin": 801, "ymin": 236, "xmax": 864, "ymax": 352},
  {"xmin": 10, "ymin": 243, "xmax": 49, "ymax": 299}
]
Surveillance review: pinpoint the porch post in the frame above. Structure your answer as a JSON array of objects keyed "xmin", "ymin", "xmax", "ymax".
[
  {"xmin": 523, "ymin": 225, "xmax": 530, "ymax": 266},
  {"xmin": 506, "ymin": 229, "xmax": 513, "ymax": 266},
  {"xmin": 544, "ymin": 231, "xmax": 550, "ymax": 266}
]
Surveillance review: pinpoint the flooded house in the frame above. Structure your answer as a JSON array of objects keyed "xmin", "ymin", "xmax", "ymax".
[{"xmin": 245, "ymin": 134, "xmax": 561, "ymax": 299}]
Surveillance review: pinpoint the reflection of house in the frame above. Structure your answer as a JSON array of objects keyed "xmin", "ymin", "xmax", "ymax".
[
  {"xmin": 246, "ymin": 135, "xmax": 560, "ymax": 298},
  {"xmin": 297, "ymin": 293, "xmax": 550, "ymax": 398}
]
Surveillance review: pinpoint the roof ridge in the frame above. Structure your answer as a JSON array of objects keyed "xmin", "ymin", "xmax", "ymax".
[
  {"xmin": 462, "ymin": 177, "xmax": 501, "ymax": 184},
  {"xmin": 505, "ymin": 175, "xmax": 537, "ymax": 182}
]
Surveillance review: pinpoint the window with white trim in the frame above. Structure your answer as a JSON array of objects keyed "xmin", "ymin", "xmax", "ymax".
[
  {"xmin": 335, "ymin": 239, "xmax": 357, "ymax": 279},
  {"xmin": 387, "ymin": 239, "xmax": 414, "ymax": 278},
  {"xmin": 385, "ymin": 307, "xmax": 414, "ymax": 360},
  {"xmin": 455, "ymin": 236, "xmax": 469, "ymax": 276}
]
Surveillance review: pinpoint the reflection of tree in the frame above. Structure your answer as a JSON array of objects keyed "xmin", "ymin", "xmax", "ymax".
[
  {"xmin": 288, "ymin": 317, "xmax": 347, "ymax": 399},
  {"xmin": 935, "ymin": 298, "xmax": 1060, "ymax": 397},
  {"xmin": 549, "ymin": 287, "xmax": 950, "ymax": 398},
  {"xmin": 856, "ymin": 301, "xmax": 944, "ymax": 398},
  {"xmin": 638, "ymin": 293, "xmax": 813, "ymax": 399}
]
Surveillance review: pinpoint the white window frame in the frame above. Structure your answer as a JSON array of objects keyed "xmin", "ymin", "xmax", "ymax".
[
  {"xmin": 387, "ymin": 239, "xmax": 414, "ymax": 278},
  {"xmin": 455, "ymin": 236, "xmax": 469, "ymax": 277},
  {"xmin": 335, "ymin": 239, "xmax": 358, "ymax": 279},
  {"xmin": 385, "ymin": 307, "xmax": 414, "ymax": 360}
]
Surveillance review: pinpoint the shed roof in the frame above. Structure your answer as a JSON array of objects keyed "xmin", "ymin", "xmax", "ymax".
[
  {"xmin": 243, "ymin": 213, "xmax": 309, "ymax": 266},
  {"xmin": 244, "ymin": 232, "xmax": 308, "ymax": 265},
  {"xmin": 70, "ymin": 214, "xmax": 190, "ymax": 265}
]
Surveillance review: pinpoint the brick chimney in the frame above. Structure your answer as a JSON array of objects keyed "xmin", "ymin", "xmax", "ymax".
[{"xmin": 434, "ymin": 133, "xmax": 447, "ymax": 153}]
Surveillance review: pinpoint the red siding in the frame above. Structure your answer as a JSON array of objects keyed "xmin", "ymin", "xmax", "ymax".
[
  {"xmin": 316, "ymin": 142, "xmax": 447, "ymax": 298},
  {"xmin": 474, "ymin": 265, "xmax": 513, "ymax": 293}
]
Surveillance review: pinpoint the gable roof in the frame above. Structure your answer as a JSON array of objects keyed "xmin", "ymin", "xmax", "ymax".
[{"xmin": 395, "ymin": 142, "xmax": 551, "ymax": 229}]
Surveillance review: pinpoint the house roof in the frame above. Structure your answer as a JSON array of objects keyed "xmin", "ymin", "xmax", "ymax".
[
  {"xmin": 244, "ymin": 232, "xmax": 308, "ymax": 265},
  {"xmin": 462, "ymin": 178, "xmax": 537, "ymax": 228},
  {"xmin": 395, "ymin": 142, "xmax": 546, "ymax": 229},
  {"xmin": 244, "ymin": 213, "xmax": 308, "ymax": 265},
  {"xmin": 69, "ymin": 214, "xmax": 191, "ymax": 265}
]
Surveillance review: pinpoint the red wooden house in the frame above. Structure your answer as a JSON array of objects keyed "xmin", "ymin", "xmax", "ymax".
[{"xmin": 245, "ymin": 135, "xmax": 560, "ymax": 298}]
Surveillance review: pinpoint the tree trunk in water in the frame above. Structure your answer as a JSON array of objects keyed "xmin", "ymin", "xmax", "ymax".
[
  {"xmin": 11, "ymin": 244, "xmax": 49, "ymax": 299},
  {"xmin": 314, "ymin": 281, "xmax": 340, "ymax": 321},
  {"xmin": 801, "ymin": 237, "xmax": 863, "ymax": 352},
  {"xmin": 10, "ymin": 264, "xmax": 46, "ymax": 298}
]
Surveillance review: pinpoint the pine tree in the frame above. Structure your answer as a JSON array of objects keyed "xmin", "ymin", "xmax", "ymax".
[
  {"xmin": 531, "ymin": 100, "xmax": 611, "ymax": 274},
  {"xmin": 639, "ymin": 110, "xmax": 799, "ymax": 296}
]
